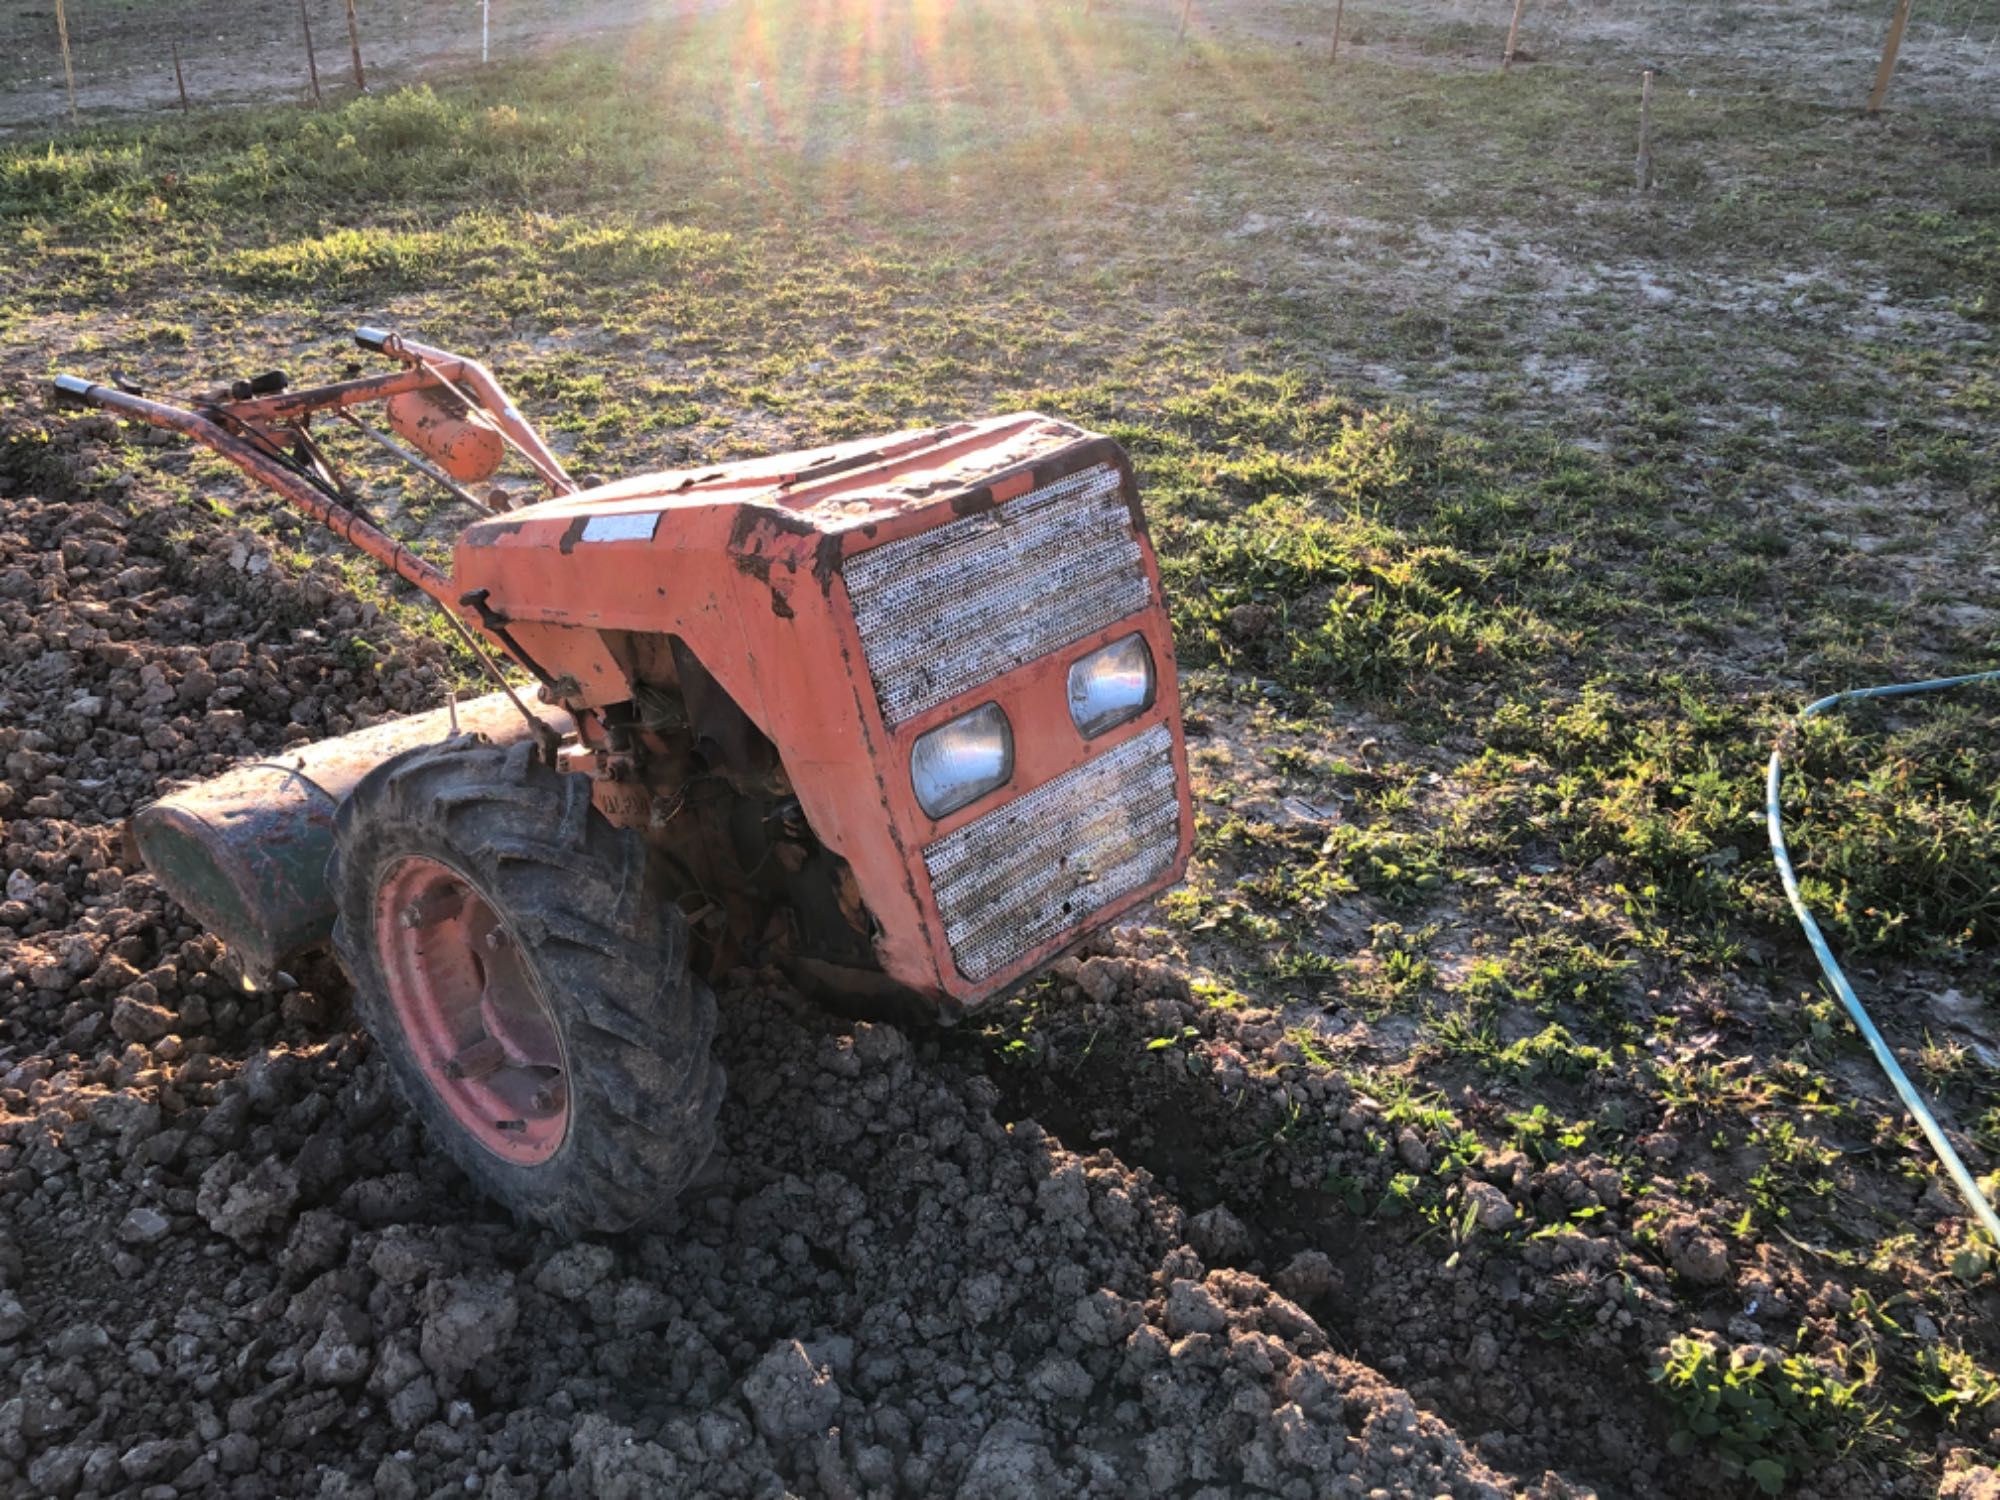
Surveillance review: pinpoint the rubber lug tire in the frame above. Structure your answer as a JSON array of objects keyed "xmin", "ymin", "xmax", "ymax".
[{"xmin": 329, "ymin": 736, "xmax": 724, "ymax": 1238}]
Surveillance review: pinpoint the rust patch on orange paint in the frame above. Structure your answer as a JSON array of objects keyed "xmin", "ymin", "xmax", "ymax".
[
  {"xmin": 730, "ymin": 506, "xmax": 815, "ymax": 550},
  {"xmin": 813, "ymin": 533, "xmax": 843, "ymax": 591},
  {"xmin": 948, "ymin": 485, "xmax": 996, "ymax": 518}
]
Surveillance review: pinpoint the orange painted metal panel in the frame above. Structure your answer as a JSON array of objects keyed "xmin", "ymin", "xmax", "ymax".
[{"xmin": 452, "ymin": 414, "xmax": 1191, "ymax": 1008}]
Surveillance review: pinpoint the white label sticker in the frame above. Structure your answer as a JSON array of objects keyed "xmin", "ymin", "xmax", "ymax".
[{"xmin": 580, "ymin": 512, "xmax": 661, "ymax": 544}]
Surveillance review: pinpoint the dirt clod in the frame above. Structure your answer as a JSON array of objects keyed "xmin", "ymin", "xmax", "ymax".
[
  {"xmin": 418, "ymin": 1274, "xmax": 520, "ymax": 1385},
  {"xmin": 1187, "ymin": 1202, "xmax": 1255, "ymax": 1264},
  {"xmin": 1463, "ymin": 1179, "xmax": 1516, "ymax": 1231},
  {"xmin": 114, "ymin": 1205, "xmax": 171, "ymax": 1245},
  {"xmin": 195, "ymin": 1154, "xmax": 302, "ymax": 1245},
  {"xmin": 1941, "ymin": 1461, "xmax": 2000, "ymax": 1500},
  {"xmin": 1661, "ymin": 1217, "xmax": 1732, "ymax": 1287},
  {"xmin": 743, "ymin": 1339, "xmax": 843, "ymax": 1442}
]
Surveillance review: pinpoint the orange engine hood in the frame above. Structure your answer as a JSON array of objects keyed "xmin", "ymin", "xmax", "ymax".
[{"xmin": 453, "ymin": 412, "xmax": 1193, "ymax": 1007}]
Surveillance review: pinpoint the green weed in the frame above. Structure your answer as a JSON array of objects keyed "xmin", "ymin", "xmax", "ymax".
[{"xmin": 1651, "ymin": 1336, "xmax": 1885, "ymax": 1494}]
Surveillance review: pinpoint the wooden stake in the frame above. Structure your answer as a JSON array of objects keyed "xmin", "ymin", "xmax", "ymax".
[
  {"xmin": 1867, "ymin": 0, "xmax": 1917, "ymax": 113},
  {"xmin": 300, "ymin": 0, "xmax": 323, "ymax": 106},
  {"xmin": 1501, "ymin": 0, "xmax": 1528, "ymax": 71},
  {"xmin": 1178, "ymin": 0, "xmax": 1194, "ymax": 41},
  {"xmin": 1636, "ymin": 68, "xmax": 1654, "ymax": 190},
  {"xmin": 172, "ymin": 40, "xmax": 190, "ymax": 113},
  {"xmin": 483, "ymin": 0, "xmax": 492, "ymax": 64},
  {"xmin": 1330, "ymin": 0, "xmax": 1346, "ymax": 65},
  {"xmin": 54, "ymin": 0, "xmax": 78, "ymax": 124},
  {"xmin": 345, "ymin": 0, "xmax": 367, "ymax": 92}
]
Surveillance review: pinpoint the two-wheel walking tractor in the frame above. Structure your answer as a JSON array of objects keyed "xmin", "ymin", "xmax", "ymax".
[{"xmin": 52, "ymin": 330, "xmax": 1192, "ymax": 1235}]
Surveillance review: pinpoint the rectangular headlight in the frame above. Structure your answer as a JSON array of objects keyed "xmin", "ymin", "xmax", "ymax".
[
  {"xmin": 1068, "ymin": 633, "xmax": 1155, "ymax": 738},
  {"xmin": 911, "ymin": 702, "xmax": 1014, "ymax": 819}
]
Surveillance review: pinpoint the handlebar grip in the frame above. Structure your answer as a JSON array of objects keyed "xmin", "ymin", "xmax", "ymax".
[
  {"xmin": 51, "ymin": 375, "xmax": 98, "ymax": 409},
  {"xmin": 354, "ymin": 326, "xmax": 392, "ymax": 353}
]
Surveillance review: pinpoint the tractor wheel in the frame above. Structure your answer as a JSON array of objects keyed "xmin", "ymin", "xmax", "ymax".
[{"xmin": 328, "ymin": 736, "xmax": 723, "ymax": 1237}]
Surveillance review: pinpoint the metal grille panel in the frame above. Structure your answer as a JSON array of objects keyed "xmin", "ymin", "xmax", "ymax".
[
  {"xmin": 843, "ymin": 464, "xmax": 1151, "ymax": 726},
  {"xmin": 925, "ymin": 723, "xmax": 1181, "ymax": 983}
]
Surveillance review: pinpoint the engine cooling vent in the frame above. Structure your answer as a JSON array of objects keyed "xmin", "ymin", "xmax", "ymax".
[
  {"xmin": 843, "ymin": 463, "xmax": 1151, "ymax": 726},
  {"xmin": 924, "ymin": 723, "xmax": 1181, "ymax": 983}
]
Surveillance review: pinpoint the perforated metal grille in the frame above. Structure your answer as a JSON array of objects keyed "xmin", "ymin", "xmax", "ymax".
[
  {"xmin": 843, "ymin": 464, "xmax": 1151, "ymax": 726},
  {"xmin": 924, "ymin": 723, "xmax": 1181, "ymax": 983}
]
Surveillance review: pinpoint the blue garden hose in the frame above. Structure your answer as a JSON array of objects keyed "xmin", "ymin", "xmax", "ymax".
[{"xmin": 1766, "ymin": 669, "xmax": 2000, "ymax": 1252}]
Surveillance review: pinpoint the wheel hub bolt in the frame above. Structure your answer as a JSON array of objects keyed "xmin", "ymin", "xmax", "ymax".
[
  {"xmin": 443, "ymin": 1036, "xmax": 506, "ymax": 1081},
  {"xmin": 531, "ymin": 1079, "xmax": 567, "ymax": 1114},
  {"xmin": 399, "ymin": 884, "xmax": 465, "ymax": 930}
]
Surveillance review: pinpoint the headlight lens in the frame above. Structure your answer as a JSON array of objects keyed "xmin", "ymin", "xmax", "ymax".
[
  {"xmin": 911, "ymin": 702, "xmax": 1014, "ymax": 819},
  {"xmin": 1068, "ymin": 633, "xmax": 1155, "ymax": 738}
]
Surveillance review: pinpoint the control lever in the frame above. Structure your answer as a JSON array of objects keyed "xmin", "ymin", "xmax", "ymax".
[{"xmin": 228, "ymin": 370, "xmax": 290, "ymax": 401}]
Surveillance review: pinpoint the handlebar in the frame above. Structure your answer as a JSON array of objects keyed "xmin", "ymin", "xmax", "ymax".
[{"xmin": 50, "ymin": 374, "xmax": 99, "ymax": 409}]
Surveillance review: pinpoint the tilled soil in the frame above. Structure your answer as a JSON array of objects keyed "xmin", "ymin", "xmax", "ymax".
[{"xmin": 0, "ymin": 413, "xmax": 1590, "ymax": 1497}]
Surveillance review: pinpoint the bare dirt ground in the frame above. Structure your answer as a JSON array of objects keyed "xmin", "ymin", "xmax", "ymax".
[
  {"xmin": 0, "ymin": 0, "xmax": 680, "ymax": 132},
  {"xmin": 3, "ymin": 0, "xmax": 2000, "ymax": 1497},
  {"xmin": 1199, "ymin": 0, "xmax": 2000, "ymax": 113}
]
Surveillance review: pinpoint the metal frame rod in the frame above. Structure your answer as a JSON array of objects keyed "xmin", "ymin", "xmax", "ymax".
[
  {"xmin": 50, "ymin": 328, "xmax": 573, "ymax": 684},
  {"xmin": 340, "ymin": 410, "xmax": 487, "ymax": 510},
  {"xmin": 221, "ymin": 365, "xmax": 440, "ymax": 424},
  {"xmin": 52, "ymin": 376, "xmax": 465, "ymax": 621},
  {"xmin": 431, "ymin": 598, "xmax": 563, "ymax": 763}
]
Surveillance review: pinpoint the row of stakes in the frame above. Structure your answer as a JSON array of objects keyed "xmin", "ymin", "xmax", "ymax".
[
  {"xmin": 1167, "ymin": 0, "xmax": 1924, "ymax": 118},
  {"xmin": 41, "ymin": 0, "xmax": 1928, "ymax": 126},
  {"xmin": 46, "ymin": 0, "xmax": 496, "ymax": 122}
]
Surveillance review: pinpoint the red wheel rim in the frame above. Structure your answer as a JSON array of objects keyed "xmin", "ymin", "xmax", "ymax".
[{"xmin": 374, "ymin": 854, "xmax": 569, "ymax": 1164}]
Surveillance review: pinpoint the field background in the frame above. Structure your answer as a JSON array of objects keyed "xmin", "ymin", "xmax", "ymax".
[{"xmin": 2, "ymin": 0, "xmax": 1999, "ymax": 1495}]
